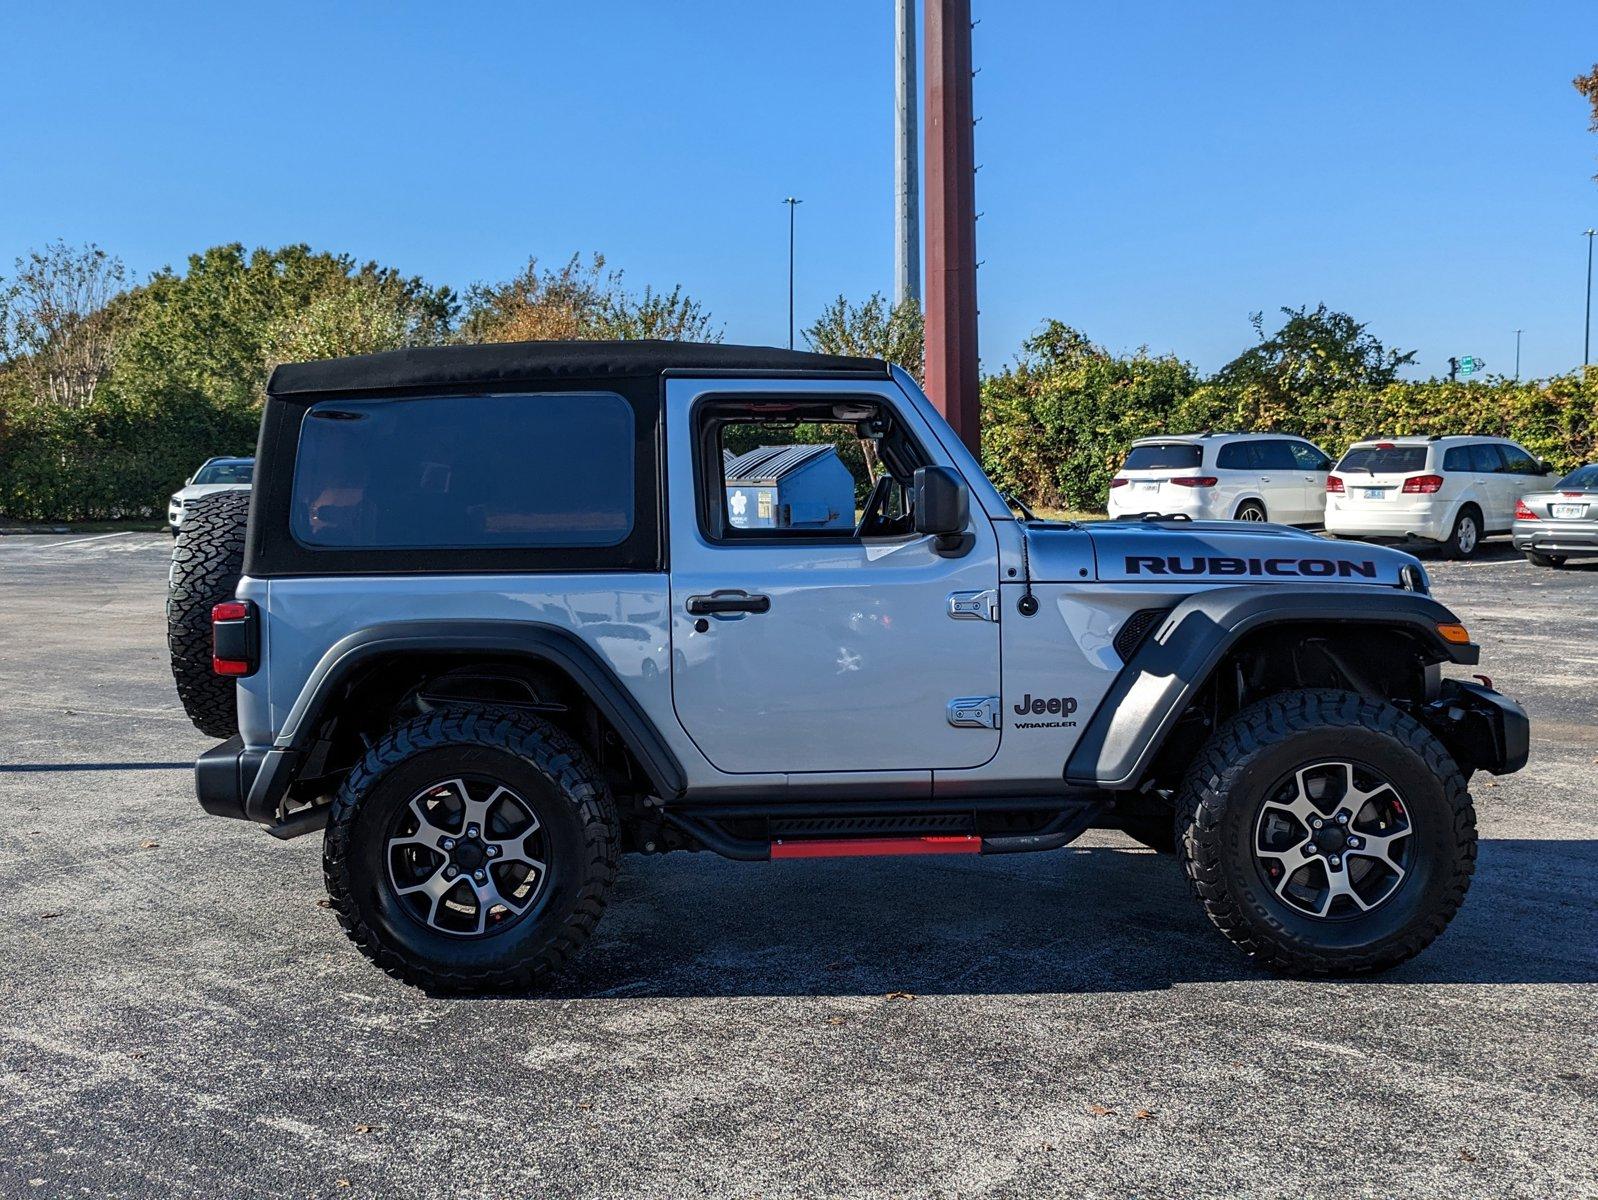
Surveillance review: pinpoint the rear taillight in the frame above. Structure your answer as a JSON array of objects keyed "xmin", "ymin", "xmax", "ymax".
[
  {"xmin": 1326, "ymin": 475, "xmax": 1344, "ymax": 494},
  {"xmin": 1168, "ymin": 476, "xmax": 1219, "ymax": 488},
  {"xmin": 1514, "ymin": 499, "xmax": 1538, "ymax": 521},
  {"xmin": 212, "ymin": 600, "xmax": 258, "ymax": 677},
  {"xmin": 1108, "ymin": 477, "xmax": 1128, "ymax": 488},
  {"xmin": 1401, "ymin": 474, "xmax": 1444, "ymax": 494}
]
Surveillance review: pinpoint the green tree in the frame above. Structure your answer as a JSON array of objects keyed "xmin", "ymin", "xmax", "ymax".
[
  {"xmin": 113, "ymin": 244, "xmax": 454, "ymax": 407},
  {"xmin": 459, "ymin": 253, "xmax": 718, "ymax": 344},
  {"xmin": 1576, "ymin": 62, "xmax": 1598, "ymax": 181},
  {"xmin": 804, "ymin": 293, "xmax": 923, "ymax": 380},
  {"xmin": 0, "ymin": 241, "xmax": 132, "ymax": 409}
]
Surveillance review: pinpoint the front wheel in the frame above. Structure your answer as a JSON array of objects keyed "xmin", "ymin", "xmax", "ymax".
[
  {"xmin": 323, "ymin": 708, "xmax": 619, "ymax": 992},
  {"xmin": 1178, "ymin": 689, "xmax": 1475, "ymax": 976}
]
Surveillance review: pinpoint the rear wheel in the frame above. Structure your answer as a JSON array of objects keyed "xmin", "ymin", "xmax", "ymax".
[
  {"xmin": 323, "ymin": 708, "xmax": 618, "ymax": 993},
  {"xmin": 1178, "ymin": 689, "xmax": 1475, "ymax": 975},
  {"xmin": 1525, "ymin": 550, "xmax": 1566, "ymax": 568},
  {"xmin": 1443, "ymin": 506, "xmax": 1481, "ymax": 559},
  {"xmin": 1234, "ymin": 500, "xmax": 1267, "ymax": 522},
  {"xmin": 167, "ymin": 490, "xmax": 250, "ymax": 737}
]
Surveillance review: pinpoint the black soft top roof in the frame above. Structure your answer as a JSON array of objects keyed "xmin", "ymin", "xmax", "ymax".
[{"xmin": 266, "ymin": 339, "xmax": 889, "ymax": 398}]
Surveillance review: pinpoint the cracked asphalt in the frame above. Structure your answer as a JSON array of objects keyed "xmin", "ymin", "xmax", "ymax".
[{"xmin": 0, "ymin": 531, "xmax": 1593, "ymax": 1199}]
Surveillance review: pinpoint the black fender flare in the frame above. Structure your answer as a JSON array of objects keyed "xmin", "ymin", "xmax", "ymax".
[
  {"xmin": 1063, "ymin": 585, "xmax": 1478, "ymax": 791},
  {"xmin": 245, "ymin": 619, "xmax": 686, "ymax": 822}
]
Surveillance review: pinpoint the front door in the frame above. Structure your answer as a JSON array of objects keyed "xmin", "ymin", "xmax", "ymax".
[{"xmin": 664, "ymin": 381, "xmax": 1002, "ymax": 775}]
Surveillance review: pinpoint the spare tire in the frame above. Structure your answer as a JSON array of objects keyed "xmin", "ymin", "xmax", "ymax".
[{"xmin": 168, "ymin": 490, "xmax": 251, "ymax": 738}]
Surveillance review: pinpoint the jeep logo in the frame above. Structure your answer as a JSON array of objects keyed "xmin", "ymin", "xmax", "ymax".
[
  {"xmin": 1125, "ymin": 555, "xmax": 1378, "ymax": 579},
  {"xmin": 1014, "ymin": 694, "xmax": 1078, "ymax": 717}
]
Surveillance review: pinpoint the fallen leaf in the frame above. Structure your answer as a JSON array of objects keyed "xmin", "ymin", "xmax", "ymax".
[
  {"xmin": 316, "ymin": 899, "xmax": 333, "ymax": 909},
  {"xmin": 1460, "ymin": 1149, "xmax": 1477, "ymax": 1163},
  {"xmin": 1481, "ymin": 780, "xmax": 1497, "ymax": 788},
  {"xmin": 885, "ymin": 990, "xmax": 915, "ymax": 1001},
  {"xmin": 1134, "ymin": 1108, "xmax": 1154, "ymax": 1121},
  {"xmin": 576, "ymin": 1102, "xmax": 593, "ymax": 1110},
  {"xmin": 139, "ymin": 839, "xmax": 160, "ymax": 850},
  {"xmin": 40, "ymin": 912, "xmax": 62, "ymax": 920},
  {"xmin": 336, "ymin": 1181, "xmax": 352, "ymax": 1190},
  {"xmin": 1086, "ymin": 1103, "xmax": 1115, "ymax": 1117},
  {"xmin": 826, "ymin": 1016, "xmax": 847, "ymax": 1026},
  {"xmin": 1039, "ymin": 1141, "xmax": 1056, "ymax": 1152},
  {"xmin": 352, "ymin": 1123, "xmax": 378, "ymax": 1134}
]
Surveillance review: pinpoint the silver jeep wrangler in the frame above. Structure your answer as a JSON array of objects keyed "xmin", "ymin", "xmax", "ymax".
[{"xmin": 168, "ymin": 341, "xmax": 1528, "ymax": 991}]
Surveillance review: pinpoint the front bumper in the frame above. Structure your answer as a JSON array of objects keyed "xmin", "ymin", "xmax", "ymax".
[
  {"xmin": 1512, "ymin": 518, "xmax": 1598, "ymax": 555},
  {"xmin": 1419, "ymin": 679, "xmax": 1530, "ymax": 777}
]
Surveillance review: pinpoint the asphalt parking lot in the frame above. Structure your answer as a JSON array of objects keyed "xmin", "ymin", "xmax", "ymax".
[{"xmin": 1, "ymin": 531, "xmax": 1594, "ymax": 1199}]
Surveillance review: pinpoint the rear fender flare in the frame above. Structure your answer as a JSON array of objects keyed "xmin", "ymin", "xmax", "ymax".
[{"xmin": 1063, "ymin": 585, "xmax": 1478, "ymax": 791}]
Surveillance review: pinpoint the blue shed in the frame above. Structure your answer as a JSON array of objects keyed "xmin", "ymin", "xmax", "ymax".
[{"xmin": 723, "ymin": 444, "xmax": 855, "ymax": 531}]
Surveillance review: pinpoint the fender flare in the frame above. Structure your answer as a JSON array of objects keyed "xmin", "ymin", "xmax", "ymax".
[
  {"xmin": 245, "ymin": 619, "xmax": 686, "ymax": 822},
  {"xmin": 1063, "ymin": 585, "xmax": 1478, "ymax": 791}
]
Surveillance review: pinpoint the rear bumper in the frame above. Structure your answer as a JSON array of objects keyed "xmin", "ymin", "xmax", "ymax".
[
  {"xmin": 1107, "ymin": 491, "xmax": 1218, "ymax": 520},
  {"xmin": 1512, "ymin": 519, "xmax": 1598, "ymax": 554},
  {"xmin": 195, "ymin": 736, "xmax": 298, "ymax": 825},
  {"xmin": 1324, "ymin": 504, "xmax": 1450, "ymax": 542},
  {"xmin": 1419, "ymin": 680, "xmax": 1530, "ymax": 777}
]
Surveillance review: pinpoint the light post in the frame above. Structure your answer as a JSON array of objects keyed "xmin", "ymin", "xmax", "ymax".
[
  {"xmin": 1514, "ymin": 329, "xmax": 1522, "ymax": 381},
  {"xmin": 1585, "ymin": 229, "xmax": 1596, "ymax": 368},
  {"xmin": 783, "ymin": 197, "xmax": 803, "ymax": 350}
]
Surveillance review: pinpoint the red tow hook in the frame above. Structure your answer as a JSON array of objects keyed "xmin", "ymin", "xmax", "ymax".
[{"xmin": 1473, "ymin": 674, "xmax": 1493, "ymax": 690}]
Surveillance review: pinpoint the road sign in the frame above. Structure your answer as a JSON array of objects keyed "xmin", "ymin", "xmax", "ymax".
[{"xmin": 1458, "ymin": 355, "xmax": 1484, "ymax": 376}]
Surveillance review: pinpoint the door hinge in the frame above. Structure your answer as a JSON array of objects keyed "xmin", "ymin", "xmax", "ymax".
[
  {"xmin": 948, "ymin": 696, "xmax": 1000, "ymax": 729},
  {"xmin": 947, "ymin": 589, "xmax": 999, "ymax": 622}
]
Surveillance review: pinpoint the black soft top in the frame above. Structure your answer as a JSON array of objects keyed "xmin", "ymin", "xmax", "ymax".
[{"xmin": 265, "ymin": 339, "xmax": 889, "ymax": 398}]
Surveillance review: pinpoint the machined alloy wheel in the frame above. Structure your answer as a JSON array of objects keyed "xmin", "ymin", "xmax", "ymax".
[
  {"xmin": 1447, "ymin": 509, "xmax": 1480, "ymax": 558},
  {"xmin": 386, "ymin": 776, "xmax": 550, "ymax": 938},
  {"xmin": 1236, "ymin": 501, "xmax": 1267, "ymax": 522},
  {"xmin": 1253, "ymin": 761, "xmax": 1412, "ymax": 919}
]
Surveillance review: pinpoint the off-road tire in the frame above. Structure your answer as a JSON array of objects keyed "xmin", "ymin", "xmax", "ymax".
[
  {"xmin": 323, "ymin": 708, "xmax": 619, "ymax": 993},
  {"xmin": 1443, "ymin": 505, "xmax": 1482, "ymax": 560},
  {"xmin": 1234, "ymin": 500, "xmax": 1267, "ymax": 522},
  {"xmin": 1177, "ymin": 688, "xmax": 1476, "ymax": 976},
  {"xmin": 1525, "ymin": 550, "xmax": 1566, "ymax": 568},
  {"xmin": 167, "ymin": 490, "xmax": 250, "ymax": 738}
]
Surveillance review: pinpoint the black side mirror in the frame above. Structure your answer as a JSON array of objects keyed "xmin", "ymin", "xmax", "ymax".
[
  {"xmin": 914, "ymin": 465, "xmax": 972, "ymax": 556},
  {"xmin": 1539, "ymin": 459, "xmax": 1555, "ymax": 474}
]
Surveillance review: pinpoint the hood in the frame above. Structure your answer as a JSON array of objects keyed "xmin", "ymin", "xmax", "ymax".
[
  {"xmin": 1025, "ymin": 519, "xmax": 1423, "ymax": 587},
  {"xmin": 175, "ymin": 482, "xmax": 251, "ymax": 501}
]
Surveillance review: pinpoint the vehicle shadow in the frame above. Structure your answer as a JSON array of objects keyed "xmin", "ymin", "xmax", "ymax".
[{"xmin": 530, "ymin": 836, "xmax": 1598, "ymax": 999}]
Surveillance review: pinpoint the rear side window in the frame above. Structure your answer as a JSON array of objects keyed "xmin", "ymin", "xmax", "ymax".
[
  {"xmin": 291, "ymin": 393, "xmax": 634, "ymax": 549},
  {"xmin": 1468, "ymin": 443, "xmax": 1505, "ymax": 473},
  {"xmin": 1287, "ymin": 441, "xmax": 1330, "ymax": 470},
  {"xmin": 1442, "ymin": 446, "xmax": 1469, "ymax": 471},
  {"xmin": 1254, "ymin": 440, "xmax": 1300, "ymax": 470},
  {"xmin": 1124, "ymin": 442, "xmax": 1202, "ymax": 470},
  {"xmin": 1336, "ymin": 445, "xmax": 1428, "ymax": 474}
]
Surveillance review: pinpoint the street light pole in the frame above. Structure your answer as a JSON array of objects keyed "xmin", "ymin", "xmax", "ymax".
[
  {"xmin": 783, "ymin": 197, "xmax": 802, "ymax": 350},
  {"xmin": 1585, "ymin": 229, "xmax": 1596, "ymax": 368},
  {"xmin": 1514, "ymin": 329, "xmax": 1522, "ymax": 381}
]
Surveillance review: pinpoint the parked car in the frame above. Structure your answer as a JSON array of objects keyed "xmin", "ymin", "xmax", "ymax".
[
  {"xmin": 1513, "ymin": 462, "xmax": 1598, "ymax": 567},
  {"xmin": 168, "ymin": 457, "xmax": 254, "ymax": 535},
  {"xmin": 1324, "ymin": 436, "xmax": 1557, "ymax": 559},
  {"xmin": 1106, "ymin": 433, "xmax": 1333, "ymax": 525},
  {"xmin": 164, "ymin": 341, "xmax": 1528, "ymax": 991}
]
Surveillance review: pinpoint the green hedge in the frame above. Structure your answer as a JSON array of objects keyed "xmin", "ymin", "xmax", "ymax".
[
  {"xmin": 982, "ymin": 334, "xmax": 1598, "ymax": 511},
  {"xmin": 0, "ymin": 390, "xmax": 259, "ymax": 522}
]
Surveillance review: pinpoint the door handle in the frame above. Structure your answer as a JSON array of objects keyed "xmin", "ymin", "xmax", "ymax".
[{"xmin": 686, "ymin": 591, "xmax": 772, "ymax": 616}]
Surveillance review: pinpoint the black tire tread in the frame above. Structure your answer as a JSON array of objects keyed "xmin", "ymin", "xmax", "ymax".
[
  {"xmin": 1177, "ymin": 688, "xmax": 1476, "ymax": 976},
  {"xmin": 322, "ymin": 707, "xmax": 619, "ymax": 993},
  {"xmin": 167, "ymin": 490, "xmax": 251, "ymax": 737}
]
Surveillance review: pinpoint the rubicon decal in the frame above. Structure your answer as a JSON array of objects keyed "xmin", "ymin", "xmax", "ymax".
[
  {"xmin": 1012, "ymin": 694, "xmax": 1078, "ymax": 730},
  {"xmin": 1125, "ymin": 555, "xmax": 1378, "ymax": 579}
]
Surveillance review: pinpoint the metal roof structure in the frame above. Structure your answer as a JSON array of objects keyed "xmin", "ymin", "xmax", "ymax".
[{"xmin": 723, "ymin": 444, "xmax": 837, "ymax": 484}]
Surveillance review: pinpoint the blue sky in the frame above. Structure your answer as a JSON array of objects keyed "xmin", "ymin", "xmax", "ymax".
[{"xmin": 3, "ymin": 1, "xmax": 1595, "ymax": 379}]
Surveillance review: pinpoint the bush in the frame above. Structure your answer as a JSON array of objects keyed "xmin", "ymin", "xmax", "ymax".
[{"xmin": 0, "ymin": 388, "xmax": 258, "ymax": 522}]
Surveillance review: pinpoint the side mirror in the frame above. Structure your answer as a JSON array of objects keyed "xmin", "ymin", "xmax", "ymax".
[
  {"xmin": 914, "ymin": 465, "xmax": 972, "ymax": 556},
  {"xmin": 1539, "ymin": 459, "xmax": 1555, "ymax": 475}
]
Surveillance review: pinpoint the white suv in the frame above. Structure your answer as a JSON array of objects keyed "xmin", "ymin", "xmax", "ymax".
[
  {"xmin": 1324, "ymin": 436, "xmax": 1557, "ymax": 558},
  {"xmin": 1106, "ymin": 433, "xmax": 1333, "ymax": 525}
]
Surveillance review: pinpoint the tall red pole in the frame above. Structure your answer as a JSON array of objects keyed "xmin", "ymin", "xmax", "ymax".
[{"xmin": 923, "ymin": 0, "xmax": 980, "ymax": 453}]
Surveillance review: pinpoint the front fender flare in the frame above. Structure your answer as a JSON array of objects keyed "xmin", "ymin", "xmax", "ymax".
[{"xmin": 1063, "ymin": 585, "xmax": 1478, "ymax": 790}]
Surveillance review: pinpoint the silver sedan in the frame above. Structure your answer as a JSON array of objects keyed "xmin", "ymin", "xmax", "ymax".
[{"xmin": 1513, "ymin": 463, "xmax": 1598, "ymax": 566}]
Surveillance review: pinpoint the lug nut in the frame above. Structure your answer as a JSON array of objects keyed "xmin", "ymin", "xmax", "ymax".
[
  {"xmin": 486, "ymin": 845, "xmax": 500, "ymax": 858},
  {"xmin": 441, "ymin": 838, "xmax": 455, "ymax": 851},
  {"xmin": 444, "ymin": 866, "xmax": 458, "ymax": 879},
  {"xmin": 1329, "ymin": 855, "xmax": 1342, "ymax": 868},
  {"xmin": 473, "ymin": 869, "xmax": 486, "ymax": 882},
  {"xmin": 1312, "ymin": 818, "xmax": 1324, "ymax": 830},
  {"xmin": 1305, "ymin": 843, "xmax": 1318, "ymax": 855},
  {"xmin": 1347, "ymin": 837, "xmax": 1362, "ymax": 849},
  {"xmin": 1336, "ymin": 813, "xmax": 1349, "ymax": 825},
  {"xmin": 466, "ymin": 824, "xmax": 479, "ymax": 838}
]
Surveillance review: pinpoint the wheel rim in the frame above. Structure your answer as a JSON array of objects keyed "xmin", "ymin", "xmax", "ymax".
[
  {"xmin": 1238, "ymin": 505, "xmax": 1265, "ymax": 521},
  {"xmin": 385, "ymin": 776, "xmax": 550, "ymax": 938},
  {"xmin": 1253, "ymin": 761, "xmax": 1414, "ymax": 919},
  {"xmin": 1457, "ymin": 516, "xmax": 1478, "ymax": 554}
]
